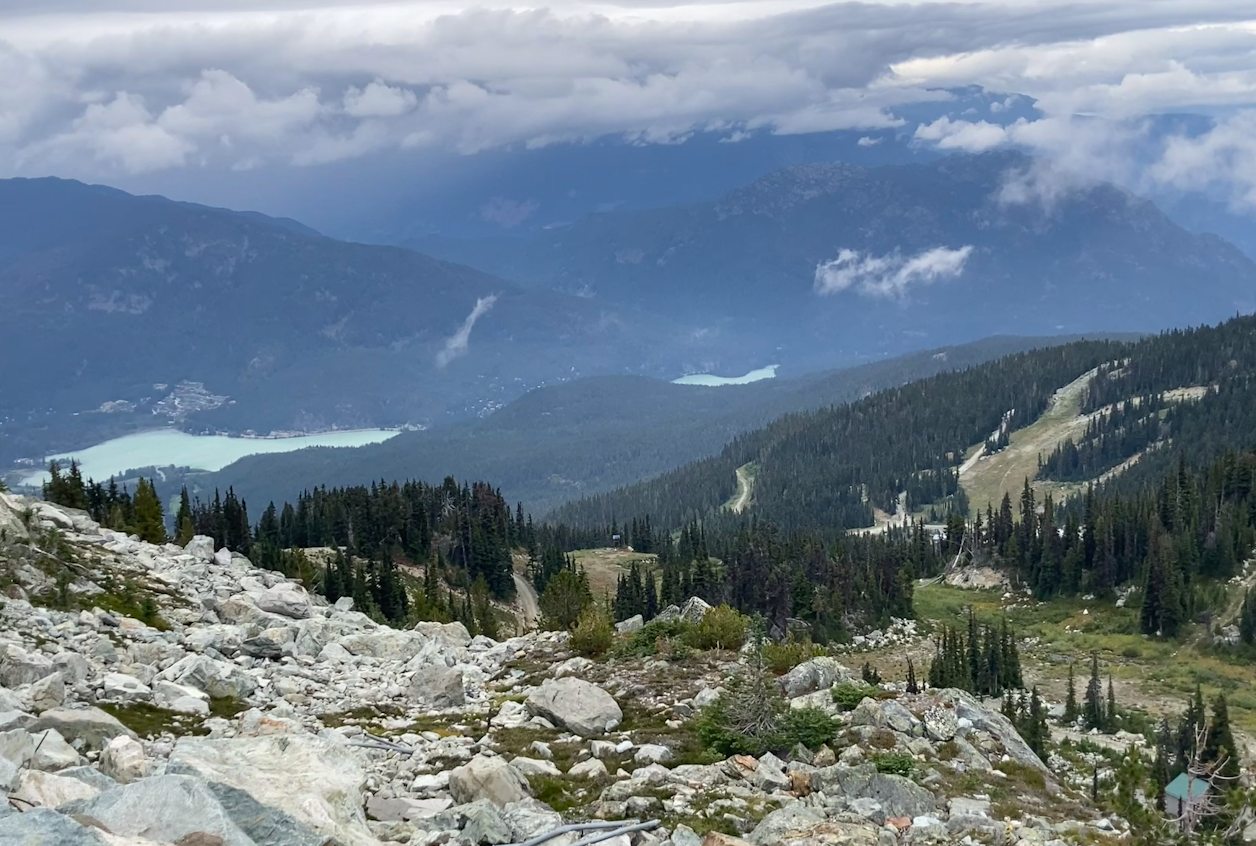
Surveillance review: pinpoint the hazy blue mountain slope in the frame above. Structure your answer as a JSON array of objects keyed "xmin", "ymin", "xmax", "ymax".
[
  {"xmin": 413, "ymin": 152, "xmax": 1256, "ymax": 370},
  {"xmin": 0, "ymin": 177, "xmax": 699, "ymax": 461}
]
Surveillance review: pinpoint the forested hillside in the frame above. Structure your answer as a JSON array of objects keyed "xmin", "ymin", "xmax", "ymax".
[
  {"xmin": 549, "ymin": 341, "xmax": 1121, "ymax": 533},
  {"xmin": 552, "ymin": 315, "xmax": 1256, "ymax": 542},
  {"xmin": 205, "ymin": 335, "xmax": 1101, "ymax": 514}
]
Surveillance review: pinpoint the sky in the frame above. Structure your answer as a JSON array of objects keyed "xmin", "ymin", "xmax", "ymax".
[{"xmin": 5, "ymin": 0, "xmax": 1256, "ymax": 214}]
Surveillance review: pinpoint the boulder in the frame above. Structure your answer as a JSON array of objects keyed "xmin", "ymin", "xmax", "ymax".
[
  {"xmin": 748, "ymin": 804, "xmax": 827, "ymax": 845},
  {"xmin": 0, "ymin": 807, "xmax": 106, "ymax": 845},
  {"xmin": 32, "ymin": 706, "xmax": 137, "ymax": 751},
  {"xmin": 946, "ymin": 689, "xmax": 1052, "ymax": 777},
  {"xmin": 779, "ymin": 657, "xmax": 852, "ymax": 699},
  {"xmin": 448, "ymin": 756, "xmax": 532, "ymax": 807},
  {"xmin": 865, "ymin": 773, "xmax": 935, "ymax": 818},
  {"xmin": 30, "ymin": 729, "xmax": 83, "ymax": 771},
  {"xmin": 0, "ymin": 727, "xmax": 34, "ymax": 767},
  {"xmin": 102, "ymin": 672, "xmax": 152, "ymax": 703},
  {"xmin": 407, "ymin": 663, "xmax": 465, "ymax": 709},
  {"xmin": 0, "ymin": 755, "xmax": 18, "ymax": 792},
  {"xmin": 509, "ymin": 756, "xmax": 562, "ymax": 777},
  {"xmin": 413, "ymin": 621, "xmax": 473, "ymax": 648},
  {"xmin": 257, "ymin": 583, "xmax": 312, "ymax": 620},
  {"xmin": 922, "ymin": 705, "xmax": 957, "ymax": 742},
  {"xmin": 567, "ymin": 758, "xmax": 608, "ymax": 779},
  {"xmin": 101, "ymin": 735, "xmax": 149, "ymax": 784},
  {"xmin": 157, "ymin": 654, "xmax": 255, "ymax": 701},
  {"xmin": 615, "ymin": 615, "xmax": 644, "ymax": 634},
  {"xmin": 24, "ymin": 672, "xmax": 65, "ymax": 713},
  {"xmin": 60, "ymin": 774, "xmax": 255, "ymax": 846},
  {"xmin": 0, "ymin": 646, "xmax": 57, "ymax": 688},
  {"xmin": 679, "ymin": 596, "xmax": 713, "ymax": 623},
  {"xmin": 168, "ymin": 733, "xmax": 375, "ymax": 846},
  {"xmin": 525, "ymin": 677, "xmax": 622, "ymax": 737},
  {"xmin": 239, "ymin": 626, "xmax": 294, "ymax": 659},
  {"xmin": 13, "ymin": 769, "xmax": 100, "ymax": 808},
  {"xmin": 201, "ymin": 779, "xmax": 335, "ymax": 846},
  {"xmin": 186, "ymin": 535, "xmax": 217, "ymax": 563},
  {"xmin": 461, "ymin": 798, "xmax": 513, "ymax": 845}
]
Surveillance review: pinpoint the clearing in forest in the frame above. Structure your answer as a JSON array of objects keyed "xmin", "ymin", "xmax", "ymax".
[{"xmin": 569, "ymin": 547, "xmax": 659, "ymax": 598}]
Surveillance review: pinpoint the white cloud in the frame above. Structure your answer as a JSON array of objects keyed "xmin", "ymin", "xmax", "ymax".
[
  {"xmin": 814, "ymin": 246, "xmax": 974, "ymax": 298},
  {"xmin": 437, "ymin": 295, "xmax": 498, "ymax": 367},
  {"xmin": 343, "ymin": 80, "xmax": 417, "ymax": 118},
  {"xmin": 3, "ymin": 0, "xmax": 1256, "ymax": 187}
]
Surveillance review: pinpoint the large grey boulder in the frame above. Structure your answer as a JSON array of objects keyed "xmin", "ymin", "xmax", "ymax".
[
  {"xmin": 12, "ymin": 769, "xmax": 100, "ymax": 809},
  {"xmin": 186, "ymin": 534, "xmax": 217, "ymax": 563},
  {"xmin": 0, "ymin": 807, "xmax": 104, "ymax": 845},
  {"xmin": 945, "ymin": 689, "xmax": 1052, "ymax": 778},
  {"xmin": 202, "ymin": 779, "xmax": 333, "ymax": 846},
  {"xmin": 525, "ymin": 677, "xmax": 622, "ymax": 737},
  {"xmin": 449, "ymin": 755, "xmax": 532, "ymax": 807},
  {"xmin": 24, "ymin": 672, "xmax": 65, "ymax": 713},
  {"xmin": 779, "ymin": 657, "xmax": 852, "ymax": 699},
  {"xmin": 100, "ymin": 735, "xmax": 149, "ymax": 784},
  {"xmin": 864, "ymin": 772, "xmax": 935, "ymax": 818},
  {"xmin": 408, "ymin": 663, "xmax": 465, "ymax": 709},
  {"xmin": 257, "ymin": 583, "xmax": 313, "ymax": 619},
  {"xmin": 168, "ymin": 733, "xmax": 375, "ymax": 846},
  {"xmin": 157, "ymin": 654, "xmax": 256, "ymax": 700},
  {"xmin": 30, "ymin": 729, "xmax": 82, "ymax": 771},
  {"xmin": 61, "ymin": 774, "xmax": 255, "ymax": 846},
  {"xmin": 748, "ymin": 804, "xmax": 827, "ymax": 845},
  {"xmin": 0, "ymin": 646, "xmax": 57, "ymax": 688},
  {"xmin": 30, "ymin": 706, "xmax": 136, "ymax": 751}
]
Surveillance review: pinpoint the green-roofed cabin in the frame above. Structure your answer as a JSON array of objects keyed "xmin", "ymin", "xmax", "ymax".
[{"xmin": 1165, "ymin": 772, "xmax": 1209, "ymax": 818}]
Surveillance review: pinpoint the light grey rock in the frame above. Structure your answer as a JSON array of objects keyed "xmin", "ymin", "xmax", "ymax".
[
  {"xmin": 0, "ymin": 646, "xmax": 57, "ymax": 688},
  {"xmin": 61, "ymin": 774, "xmax": 254, "ymax": 846},
  {"xmin": 679, "ymin": 596, "xmax": 713, "ymax": 623},
  {"xmin": 101, "ymin": 735, "xmax": 149, "ymax": 784},
  {"xmin": 204, "ymin": 779, "xmax": 333, "ymax": 846},
  {"xmin": 748, "ymin": 804, "xmax": 827, "ymax": 845},
  {"xmin": 922, "ymin": 704, "xmax": 958, "ymax": 742},
  {"xmin": 30, "ymin": 729, "xmax": 83, "ymax": 771},
  {"xmin": 186, "ymin": 535, "xmax": 217, "ymax": 562},
  {"xmin": 449, "ymin": 755, "xmax": 532, "ymax": 807},
  {"xmin": 0, "ymin": 709, "xmax": 34, "ymax": 733},
  {"xmin": 525, "ymin": 677, "xmax": 622, "ymax": 737},
  {"xmin": 881, "ymin": 700, "xmax": 920, "ymax": 735},
  {"xmin": 849, "ymin": 698, "xmax": 888, "ymax": 729},
  {"xmin": 240, "ymin": 626, "xmax": 294, "ymax": 658},
  {"xmin": 670, "ymin": 824, "xmax": 703, "ymax": 846},
  {"xmin": 461, "ymin": 798, "xmax": 513, "ymax": 845},
  {"xmin": 502, "ymin": 798, "xmax": 563, "ymax": 843},
  {"xmin": 0, "ymin": 754, "xmax": 18, "ymax": 792},
  {"xmin": 0, "ymin": 727, "xmax": 34, "ymax": 767},
  {"xmin": 615, "ymin": 615, "xmax": 644, "ymax": 634},
  {"xmin": 168, "ymin": 733, "xmax": 375, "ymax": 846},
  {"xmin": 51, "ymin": 652, "xmax": 91, "ymax": 684},
  {"xmin": 57, "ymin": 766, "xmax": 118, "ymax": 792},
  {"xmin": 948, "ymin": 689, "xmax": 1052, "ymax": 777},
  {"xmin": 865, "ymin": 772, "xmax": 935, "ymax": 818},
  {"xmin": 408, "ymin": 663, "xmax": 465, "ymax": 709},
  {"xmin": 509, "ymin": 756, "xmax": 562, "ymax": 777},
  {"xmin": 0, "ymin": 686, "xmax": 23, "ymax": 712},
  {"xmin": 367, "ymin": 794, "xmax": 452, "ymax": 821},
  {"xmin": 413, "ymin": 620, "xmax": 473, "ymax": 648},
  {"xmin": 779, "ymin": 657, "xmax": 852, "ymax": 699},
  {"xmin": 24, "ymin": 673, "xmax": 65, "ymax": 713},
  {"xmin": 157, "ymin": 654, "xmax": 256, "ymax": 701},
  {"xmin": 257, "ymin": 583, "xmax": 313, "ymax": 620},
  {"xmin": 30, "ymin": 706, "xmax": 136, "ymax": 751},
  {"xmin": 102, "ymin": 672, "xmax": 152, "ymax": 703},
  {"xmin": 634, "ymin": 744, "xmax": 673, "ymax": 765},
  {"xmin": 0, "ymin": 807, "xmax": 105, "ymax": 845},
  {"xmin": 12, "ymin": 769, "xmax": 100, "ymax": 808},
  {"xmin": 567, "ymin": 758, "xmax": 608, "ymax": 779}
]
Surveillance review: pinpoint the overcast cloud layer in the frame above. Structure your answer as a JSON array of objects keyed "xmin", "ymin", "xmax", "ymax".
[{"xmin": 5, "ymin": 0, "xmax": 1256, "ymax": 207}]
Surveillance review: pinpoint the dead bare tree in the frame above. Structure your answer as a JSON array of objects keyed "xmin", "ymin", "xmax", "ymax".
[{"xmin": 1169, "ymin": 724, "xmax": 1241, "ymax": 835}]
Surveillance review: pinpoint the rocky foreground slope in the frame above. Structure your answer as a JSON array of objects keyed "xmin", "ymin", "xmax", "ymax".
[{"xmin": 0, "ymin": 492, "xmax": 1122, "ymax": 846}]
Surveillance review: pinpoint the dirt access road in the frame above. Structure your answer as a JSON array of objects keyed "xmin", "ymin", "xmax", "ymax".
[{"xmin": 512, "ymin": 571, "xmax": 539, "ymax": 629}]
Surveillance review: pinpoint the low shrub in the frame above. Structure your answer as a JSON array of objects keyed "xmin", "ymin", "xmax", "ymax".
[
  {"xmin": 694, "ymin": 669, "xmax": 785, "ymax": 757},
  {"xmin": 832, "ymin": 682, "xmax": 876, "ymax": 711},
  {"xmin": 686, "ymin": 605, "xmax": 748, "ymax": 651},
  {"xmin": 617, "ymin": 618, "xmax": 693, "ymax": 657},
  {"xmin": 779, "ymin": 707, "xmax": 839, "ymax": 750},
  {"xmin": 570, "ymin": 605, "xmax": 614, "ymax": 657},
  {"xmin": 871, "ymin": 752, "xmax": 915, "ymax": 777},
  {"xmin": 763, "ymin": 638, "xmax": 823, "ymax": 675}
]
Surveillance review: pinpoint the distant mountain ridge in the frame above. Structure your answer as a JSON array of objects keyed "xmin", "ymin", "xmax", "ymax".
[
  {"xmin": 0, "ymin": 177, "xmax": 699, "ymax": 463},
  {"xmin": 413, "ymin": 151, "xmax": 1256, "ymax": 370}
]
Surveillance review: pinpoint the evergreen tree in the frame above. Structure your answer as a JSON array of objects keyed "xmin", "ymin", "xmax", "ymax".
[
  {"xmin": 1203, "ymin": 693, "xmax": 1241, "ymax": 780},
  {"xmin": 906, "ymin": 658, "xmax": 918, "ymax": 695},
  {"xmin": 132, "ymin": 478, "xmax": 167, "ymax": 545},
  {"xmin": 1083, "ymin": 653, "xmax": 1105, "ymax": 731},
  {"xmin": 1063, "ymin": 663, "xmax": 1079, "ymax": 724},
  {"xmin": 1106, "ymin": 673, "xmax": 1118, "ymax": 732}
]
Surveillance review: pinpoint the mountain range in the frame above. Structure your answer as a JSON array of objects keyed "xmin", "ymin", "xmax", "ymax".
[{"xmin": 3, "ymin": 149, "xmax": 1255, "ymax": 478}]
